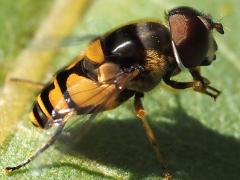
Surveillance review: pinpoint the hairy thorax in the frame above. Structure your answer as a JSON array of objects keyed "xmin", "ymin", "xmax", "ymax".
[{"xmin": 127, "ymin": 49, "xmax": 171, "ymax": 92}]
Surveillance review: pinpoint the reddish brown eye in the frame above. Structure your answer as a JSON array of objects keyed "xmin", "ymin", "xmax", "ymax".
[{"xmin": 168, "ymin": 7, "xmax": 209, "ymax": 68}]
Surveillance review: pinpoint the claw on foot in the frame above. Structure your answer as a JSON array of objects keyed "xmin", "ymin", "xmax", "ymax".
[
  {"xmin": 193, "ymin": 81, "xmax": 221, "ymax": 100},
  {"xmin": 163, "ymin": 171, "xmax": 173, "ymax": 180},
  {"xmin": 3, "ymin": 167, "xmax": 13, "ymax": 176}
]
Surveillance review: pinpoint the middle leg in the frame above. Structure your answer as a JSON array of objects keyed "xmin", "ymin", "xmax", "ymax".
[{"xmin": 134, "ymin": 93, "xmax": 172, "ymax": 180}]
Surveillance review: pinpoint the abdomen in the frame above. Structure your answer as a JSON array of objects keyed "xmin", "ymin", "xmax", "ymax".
[{"xmin": 30, "ymin": 57, "xmax": 134, "ymax": 129}]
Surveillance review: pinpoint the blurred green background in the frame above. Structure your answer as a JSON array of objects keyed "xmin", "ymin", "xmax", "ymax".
[{"xmin": 0, "ymin": 0, "xmax": 239, "ymax": 179}]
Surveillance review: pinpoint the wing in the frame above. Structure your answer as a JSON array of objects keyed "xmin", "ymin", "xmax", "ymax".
[{"xmin": 48, "ymin": 68, "xmax": 140, "ymax": 140}]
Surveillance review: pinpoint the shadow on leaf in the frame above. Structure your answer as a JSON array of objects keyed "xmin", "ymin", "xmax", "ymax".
[{"xmin": 55, "ymin": 95, "xmax": 240, "ymax": 179}]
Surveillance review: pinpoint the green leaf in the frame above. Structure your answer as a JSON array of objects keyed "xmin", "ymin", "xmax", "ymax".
[{"xmin": 1, "ymin": 0, "xmax": 239, "ymax": 179}]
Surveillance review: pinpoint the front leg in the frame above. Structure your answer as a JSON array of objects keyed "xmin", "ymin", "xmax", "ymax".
[
  {"xmin": 163, "ymin": 68, "xmax": 221, "ymax": 100},
  {"xmin": 189, "ymin": 68, "xmax": 221, "ymax": 100},
  {"xmin": 134, "ymin": 93, "xmax": 172, "ymax": 180}
]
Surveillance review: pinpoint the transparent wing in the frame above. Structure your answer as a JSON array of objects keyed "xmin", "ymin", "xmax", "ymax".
[
  {"xmin": 49, "ymin": 68, "xmax": 140, "ymax": 142},
  {"xmin": 62, "ymin": 85, "xmax": 117, "ymax": 143}
]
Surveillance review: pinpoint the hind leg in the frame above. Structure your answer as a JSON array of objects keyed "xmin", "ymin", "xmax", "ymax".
[
  {"xmin": 9, "ymin": 77, "xmax": 45, "ymax": 89},
  {"xmin": 3, "ymin": 122, "xmax": 65, "ymax": 174}
]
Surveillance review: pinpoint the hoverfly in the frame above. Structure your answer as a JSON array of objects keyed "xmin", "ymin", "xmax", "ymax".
[{"xmin": 4, "ymin": 6, "xmax": 224, "ymax": 179}]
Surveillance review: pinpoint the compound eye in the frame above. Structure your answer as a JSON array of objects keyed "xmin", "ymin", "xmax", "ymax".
[{"xmin": 168, "ymin": 7, "xmax": 209, "ymax": 68}]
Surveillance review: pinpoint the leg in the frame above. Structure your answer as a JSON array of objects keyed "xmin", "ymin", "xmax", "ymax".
[
  {"xmin": 134, "ymin": 93, "xmax": 172, "ymax": 180},
  {"xmin": 191, "ymin": 79, "xmax": 221, "ymax": 100},
  {"xmin": 190, "ymin": 68, "xmax": 221, "ymax": 100},
  {"xmin": 3, "ymin": 122, "xmax": 65, "ymax": 174},
  {"xmin": 9, "ymin": 77, "xmax": 45, "ymax": 89},
  {"xmin": 163, "ymin": 68, "xmax": 221, "ymax": 100}
]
